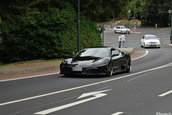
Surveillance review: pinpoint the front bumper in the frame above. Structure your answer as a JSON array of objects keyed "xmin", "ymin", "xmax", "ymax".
[
  {"xmin": 145, "ymin": 43, "xmax": 161, "ymax": 47},
  {"xmin": 60, "ymin": 64, "xmax": 108, "ymax": 76}
]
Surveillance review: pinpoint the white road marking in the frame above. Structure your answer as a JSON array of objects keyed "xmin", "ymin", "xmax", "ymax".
[
  {"xmin": 77, "ymin": 89, "xmax": 111, "ymax": 99},
  {"xmin": 158, "ymin": 90, "xmax": 172, "ymax": 97},
  {"xmin": 111, "ymin": 112, "xmax": 124, "ymax": 115},
  {"xmin": 132, "ymin": 50, "xmax": 149, "ymax": 61},
  {"xmin": 1, "ymin": 62, "xmax": 172, "ymax": 107},
  {"xmin": 34, "ymin": 89, "xmax": 110, "ymax": 115},
  {"xmin": 0, "ymin": 72, "xmax": 59, "ymax": 83}
]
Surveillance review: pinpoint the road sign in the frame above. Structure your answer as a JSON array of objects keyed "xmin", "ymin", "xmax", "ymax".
[{"xmin": 133, "ymin": 28, "xmax": 136, "ymax": 32}]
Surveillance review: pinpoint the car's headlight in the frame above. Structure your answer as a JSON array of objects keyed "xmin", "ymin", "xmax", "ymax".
[
  {"xmin": 62, "ymin": 59, "xmax": 71, "ymax": 64},
  {"xmin": 145, "ymin": 41, "xmax": 150, "ymax": 44},
  {"xmin": 62, "ymin": 59, "xmax": 67, "ymax": 64}
]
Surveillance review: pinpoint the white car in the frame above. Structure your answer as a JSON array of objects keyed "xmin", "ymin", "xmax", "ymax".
[
  {"xmin": 114, "ymin": 26, "xmax": 130, "ymax": 34},
  {"xmin": 141, "ymin": 35, "xmax": 161, "ymax": 48}
]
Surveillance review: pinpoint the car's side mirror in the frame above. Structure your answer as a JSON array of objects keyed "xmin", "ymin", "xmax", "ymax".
[{"xmin": 121, "ymin": 52, "xmax": 125, "ymax": 56}]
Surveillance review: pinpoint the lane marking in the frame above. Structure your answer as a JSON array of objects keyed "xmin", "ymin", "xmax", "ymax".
[
  {"xmin": 0, "ymin": 72, "xmax": 59, "ymax": 83},
  {"xmin": 132, "ymin": 50, "xmax": 149, "ymax": 61},
  {"xmin": 111, "ymin": 112, "xmax": 124, "ymax": 115},
  {"xmin": 158, "ymin": 90, "xmax": 172, "ymax": 97},
  {"xmin": 34, "ymin": 89, "xmax": 110, "ymax": 114},
  {"xmin": 1, "ymin": 62, "xmax": 172, "ymax": 107}
]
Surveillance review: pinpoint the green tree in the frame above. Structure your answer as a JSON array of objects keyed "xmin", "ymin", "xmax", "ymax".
[
  {"xmin": 140, "ymin": 0, "xmax": 171, "ymax": 26},
  {"xmin": 0, "ymin": 6, "xmax": 101, "ymax": 63}
]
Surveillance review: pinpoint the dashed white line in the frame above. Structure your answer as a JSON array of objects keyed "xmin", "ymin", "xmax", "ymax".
[{"xmin": 158, "ymin": 90, "xmax": 172, "ymax": 97}]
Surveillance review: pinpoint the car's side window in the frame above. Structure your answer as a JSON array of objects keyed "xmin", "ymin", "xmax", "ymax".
[{"xmin": 112, "ymin": 49, "xmax": 120, "ymax": 56}]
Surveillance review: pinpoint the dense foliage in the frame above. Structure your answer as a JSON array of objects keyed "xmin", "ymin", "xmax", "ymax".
[
  {"xmin": 0, "ymin": 0, "xmax": 101, "ymax": 63},
  {"xmin": 128, "ymin": 0, "xmax": 171, "ymax": 26}
]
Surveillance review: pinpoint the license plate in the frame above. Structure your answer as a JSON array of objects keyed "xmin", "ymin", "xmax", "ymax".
[
  {"xmin": 150, "ymin": 42, "xmax": 156, "ymax": 45},
  {"xmin": 72, "ymin": 67, "xmax": 82, "ymax": 71}
]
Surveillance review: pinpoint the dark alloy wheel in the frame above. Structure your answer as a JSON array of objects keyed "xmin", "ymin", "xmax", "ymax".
[
  {"xmin": 126, "ymin": 59, "xmax": 131, "ymax": 73},
  {"xmin": 106, "ymin": 62, "xmax": 113, "ymax": 77}
]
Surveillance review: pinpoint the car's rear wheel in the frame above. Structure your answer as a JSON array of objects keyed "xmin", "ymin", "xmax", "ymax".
[
  {"xmin": 106, "ymin": 62, "xmax": 113, "ymax": 77},
  {"xmin": 126, "ymin": 58, "xmax": 131, "ymax": 73}
]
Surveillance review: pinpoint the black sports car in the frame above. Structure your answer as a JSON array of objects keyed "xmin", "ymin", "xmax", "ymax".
[{"xmin": 60, "ymin": 47, "xmax": 131, "ymax": 77}]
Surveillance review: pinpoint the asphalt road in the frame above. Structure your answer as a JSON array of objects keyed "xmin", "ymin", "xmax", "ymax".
[{"xmin": 0, "ymin": 27, "xmax": 172, "ymax": 115}]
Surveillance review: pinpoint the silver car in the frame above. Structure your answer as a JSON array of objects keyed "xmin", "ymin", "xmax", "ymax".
[
  {"xmin": 114, "ymin": 26, "xmax": 130, "ymax": 34},
  {"xmin": 141, "ymin": 35, "xmax": 161, "ymax": 48}
]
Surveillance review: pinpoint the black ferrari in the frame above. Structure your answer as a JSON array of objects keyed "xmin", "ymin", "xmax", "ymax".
[{"xmin": 60, "ymin": 47, "xmax": 131, "ymax": 77}]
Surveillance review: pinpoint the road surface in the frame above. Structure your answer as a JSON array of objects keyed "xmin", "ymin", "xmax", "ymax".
[{"xmin": 0, "ymin": 27, "xmax": 172, "ymax": 115}]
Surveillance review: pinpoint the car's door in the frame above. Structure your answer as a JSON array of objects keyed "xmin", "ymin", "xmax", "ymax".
[{"xmin": 111, "ymin": 49, "xmax": 123, "ymax": 69}]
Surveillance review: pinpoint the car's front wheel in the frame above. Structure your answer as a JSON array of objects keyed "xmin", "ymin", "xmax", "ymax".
[{"xmin": 106, "ymin": 62, "xmax": 113, "ymax": 77}]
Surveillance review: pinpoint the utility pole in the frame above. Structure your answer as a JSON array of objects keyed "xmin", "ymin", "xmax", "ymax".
[
  {"xmin": 77, "ymin": 0, "xmax": 80, "ymax": 51},
  {"xmin": 134, "ymin": 0, "xmax": 136, "ymax": 19},
  {"xmin": 170, "ymin": 1, "xmax": 172, "ymax": 43}
]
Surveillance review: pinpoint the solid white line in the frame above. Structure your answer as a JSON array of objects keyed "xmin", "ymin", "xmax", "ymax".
[
  {"xmin": 132, "ymin": 50, "xmax": 149, "ymax": 61},
  {"xmin": 1, "ymin": 62, "xmax": 172, "ymax": 107},
  {"xmin": 158, "ymin": 90, "xmax": 172, "ymax": 97},
  {"xmin": 111, "ymin": 112, "xmax": 124, "ymax": 115},
  {"xmin": 0, "ymin": 72, "xmax": 59, "ymax": 83}
]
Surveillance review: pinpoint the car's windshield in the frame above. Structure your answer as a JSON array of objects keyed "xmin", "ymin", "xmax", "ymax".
[
  {"xmin": 145, "ymin": 35, "xmax": 157, "ymax": 40},
  {"xmin": 121, "ymin": 27, "xmax": 125, "ymax": 29},
  {"xmin": 76, "ymin": 48, "xmax": 110, "ymax": 58}
]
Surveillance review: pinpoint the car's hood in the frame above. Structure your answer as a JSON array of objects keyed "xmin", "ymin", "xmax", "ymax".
[
  {"xmin": 72, "ymin": 56, "xmax": 100, "ymax": 66},
  {"xmin": 65, "ymin": 56, "xmax": 110, "ymax": 67},
  {"xmin": 73, "ymin": 60, "xmax": 95, "ymax": 67}
]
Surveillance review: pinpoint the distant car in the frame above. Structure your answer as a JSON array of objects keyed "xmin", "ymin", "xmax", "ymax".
[
  {"xmin": 141, "ymin": 35, "xmax": 161, "ymax": 48},
  {"xmin": 114, "ymin": 26, "xmax": 130, "ymax": 34},
  {"xmin": 60, "ymin": 47, "xmax": 131, "ymax": 77}
]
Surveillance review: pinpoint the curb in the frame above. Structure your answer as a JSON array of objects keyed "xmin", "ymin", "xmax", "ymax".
[{"xmin": 117, "ymin": 48, "xmax": 134, "ymax": 54}]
